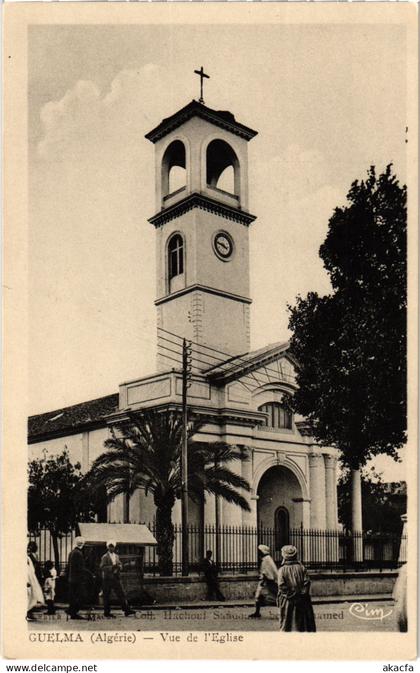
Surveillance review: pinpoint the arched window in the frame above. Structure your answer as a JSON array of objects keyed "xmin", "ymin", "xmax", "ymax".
[
  {"xmin": 161, "ymin": 140, "xmax": 186, "ymax": 200},
  {"xmin": 258, "ymin": 402, "xmax": 292, "ymax": 430},
  {"xmin": 168, "ymin": 233, "xmax": 184, "ymax": 281},
  {"xmin": 206, "ymin": 139, "xmax": 239, "ymax": 198}
]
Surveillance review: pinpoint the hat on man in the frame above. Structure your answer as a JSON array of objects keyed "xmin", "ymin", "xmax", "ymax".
[
  {"xmin": 258, "ymin": 544, "xmax": 271, "ymax": 556},
  {"xmin": 281, "ymin": 545, "xmax": 298, "ymax": 560},
  {"xmin": 74, "ymin": 536, "xmax": 85, "ymax": 548},
  {"xmin": 107, "ymin": 540, "xmax": 117, "ymax": 548}
]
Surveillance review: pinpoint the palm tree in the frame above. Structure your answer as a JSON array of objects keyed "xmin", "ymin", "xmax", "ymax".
[{"xmin": 84, "ymin": 409, "xmax": 250, "ymax": 575}]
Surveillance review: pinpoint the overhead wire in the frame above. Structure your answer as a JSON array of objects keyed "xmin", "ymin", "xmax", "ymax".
[
  {"xmin": 156, "ymin": 331, "xmax": 289, "ymax": 391},
  {"xmin": 157, "ymin": 325, "xmax": 294, "ymax": 383},
  {"xmin": 157, "ymin": 329, "xmax": 286, "ymax": 384},
  {"xmin": 157, "ymin": 332, "xmax": 283, "ymax": 388}
]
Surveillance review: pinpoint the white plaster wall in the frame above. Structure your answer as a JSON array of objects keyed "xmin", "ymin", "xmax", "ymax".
[
  {"xmin": 29, "ymin": 434, "xmax": 84, "ymax": 466},
  {"xmin": 29, "ymin": 427, "xmax": 111, "ymax": 472},
  {"xmin": 193, "ymin": 210, "xmax": 250, "ymax": 300},
  {"xmin": 85, "ymin": 427, "xmax": 112, "ymax": 464},
  {"xmin": 158, "ymin": 290, "xmax": 250, "ymax": 369}
]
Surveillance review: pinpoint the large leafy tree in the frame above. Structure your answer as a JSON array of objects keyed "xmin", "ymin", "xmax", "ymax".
[
  {"xmin": 85, "ymin": 409, "xmax": 250, "ymax": 575},
  {"xmin": 288, "ymin": 166, "xmax": 406, "ymax": 531},
  {"xmin": 28, "ymin": 450, "xmax": 96, "ymax": 566}
]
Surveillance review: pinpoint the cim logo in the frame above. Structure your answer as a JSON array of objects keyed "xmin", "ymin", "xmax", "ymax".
[{"xmin": 349, "ymin": 602, "xmax": 393, "ymax": 621}]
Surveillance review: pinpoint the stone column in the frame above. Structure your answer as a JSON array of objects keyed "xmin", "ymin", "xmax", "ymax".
[
  {"xmin": 129, "ymin": 489, "xmax": 141, "ymax": 523},
  {"xmin": 108, "ymin": 494, "xmax": 125, "ymax": 523},
  {"xmin": 138, "ymin": 487, "xmax": 156, "ymax": 526},
  {"xmin": 308, "ymin": 453, "xmax": 327, "ymax": 530},
  {"xmin": 242, "ymin": 447, "xmax": 258, "ymax": 570},
  {"xmin": 204, "ymin": 493, "xmax": 216, "ymax": 526},
  {"xmin": 301, "ymin": 499, "xmax": 311, "ymax": 529},
  {"xmin": 323, "ymin": 454, "xmax": 339, "ymax": 562},
  {"xmin": 351, "ymin": 468, "xmax": 363, "ymax": 563},
  {"xmin": 324, "ymin": 454, "xmax": 338, "ymax": 530},
  {"xmin": 241, "ymin": 447, "xmax": 254, "ymax": 526}
]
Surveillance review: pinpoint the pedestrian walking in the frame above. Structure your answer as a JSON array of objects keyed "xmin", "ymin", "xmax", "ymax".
[
  {"xmin": 277, "ymin": 544, "xmax": 316, "ymax": 632},
  {"xmin": 99, "ymin": 540, "xmax": 135, "ymax": 618},
  {"xmin": 202, "ymin": 550, "xmax": 225, "ymax": 601},
  {"xmin": 66, "ymin": 536, "xmax": 92, "ymax": 620},
  {"xmin": 248, "ymin": 544, "xmax": 278, "ymax": 618},
  {"xmin": 43, "ymin": 560, "xmax": 57, "ymax": 615},
  {"xmin": 27, "ymin": 555, "xmax": 44, "ymax": 621}
]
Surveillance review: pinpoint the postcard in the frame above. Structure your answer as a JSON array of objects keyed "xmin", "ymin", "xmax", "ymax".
[{"xmin": 2, "ymin": 1, "xmax": 418, "ymax": 660}]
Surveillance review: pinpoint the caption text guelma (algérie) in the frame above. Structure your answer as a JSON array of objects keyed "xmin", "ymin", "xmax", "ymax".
[{"xmin": 29, "ymin": 631, "xmax": 245, "ymax": 645}]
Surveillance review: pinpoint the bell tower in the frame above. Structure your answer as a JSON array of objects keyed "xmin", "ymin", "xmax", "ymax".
[{"xmin": 145, "ymin": 88, "xmax": 257, "ymax": 371}]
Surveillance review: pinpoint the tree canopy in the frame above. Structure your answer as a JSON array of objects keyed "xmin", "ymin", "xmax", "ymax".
[
  {"xmin": 288, "ymin": 165, "xmax": 406, "ymax": 471},
  {"xmin": 28, "ymin": 450, "xmax": 96, "ymax": 565}
]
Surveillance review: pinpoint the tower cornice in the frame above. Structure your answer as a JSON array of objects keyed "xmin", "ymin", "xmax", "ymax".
[
  {"xmin": 148, "ymin": 192, "xmax": 257, "ymax": 228},
  {"xmin": 145, "ymin": 100, "xmax": 258, "ymax": 144},
  {"xmin": 155, "ymin": 283, "xmax": 252, "ymax": 307}
]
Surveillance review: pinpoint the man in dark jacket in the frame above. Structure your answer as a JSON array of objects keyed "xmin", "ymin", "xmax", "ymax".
[
  {"xmin": 202, "ymin": 550, "xmax": 225, "ymax": 601},
  {"xmin": 66, "ymin": 536, "xmax": 91, "ymax": 619},
  {"xmin": 99, "ymin": 540, "xmax": 135, "ymax": 618}
]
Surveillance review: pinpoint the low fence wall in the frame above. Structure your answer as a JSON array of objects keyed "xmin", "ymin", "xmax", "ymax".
[{"xmin": 122, "ymin": 570, "xmax": 398, "ymax": 605}]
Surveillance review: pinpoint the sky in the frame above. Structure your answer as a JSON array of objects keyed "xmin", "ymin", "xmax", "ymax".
[{"xmin": 28, "ymin": 21, "xmax": 408, "ymax": 479}]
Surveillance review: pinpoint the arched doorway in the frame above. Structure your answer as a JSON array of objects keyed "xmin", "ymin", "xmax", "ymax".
[
  {"xmin": 257, "ymin": 465, "xmax": 303, "ymax": 561},
  {"xmin": 274, "ymin": 506, "xmax": 290, "ymax": 550}
]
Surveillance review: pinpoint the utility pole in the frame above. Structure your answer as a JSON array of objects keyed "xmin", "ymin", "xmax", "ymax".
[{"xmin": 181, "ymin": 338, "xmax": 192, "ymax": 576}]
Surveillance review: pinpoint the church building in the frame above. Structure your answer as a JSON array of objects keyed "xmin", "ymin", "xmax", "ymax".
[{"xmin": 28, "ymin": 89, "xmax": 340, "ymax": 544}]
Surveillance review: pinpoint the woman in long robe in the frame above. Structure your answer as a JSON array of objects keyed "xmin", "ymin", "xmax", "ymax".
[{"xmin": 277, "ymin": 545, "xmax": 316, "ymax": 632}]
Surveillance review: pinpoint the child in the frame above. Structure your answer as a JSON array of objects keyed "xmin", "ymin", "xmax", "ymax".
[{"xmin": 43, "ymin": 560, "xmax": 57, "ymax": 615}]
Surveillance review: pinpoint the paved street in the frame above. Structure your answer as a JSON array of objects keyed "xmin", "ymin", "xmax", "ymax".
[{"xmin": 28, "ymin": 600, "xmax": 398, "ymax": 632}]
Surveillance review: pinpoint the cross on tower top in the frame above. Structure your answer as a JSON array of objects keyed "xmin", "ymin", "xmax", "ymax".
[{"xmin": 194, "ymin": 66, "xmax": 210, "ymax": 104}]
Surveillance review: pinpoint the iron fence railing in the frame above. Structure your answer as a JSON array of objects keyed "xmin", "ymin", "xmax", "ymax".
[{"xmin": 29, "ymin": 524, "xmax": 406, "ymax": 576}]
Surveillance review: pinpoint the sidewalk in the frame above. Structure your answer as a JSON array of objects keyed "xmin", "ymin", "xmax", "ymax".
[
  {"xmin": 133, "ymin": 593, "xmax": 393, "ymax": 610},
  {"xmin": 55, "ymin": 593, "xmax": 392, "ymax": 612}
]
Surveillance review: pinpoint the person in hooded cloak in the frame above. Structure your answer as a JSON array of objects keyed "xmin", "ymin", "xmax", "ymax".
[{"xmin": 277, "ymin": 545, "xmax": 316, "ymax": 632}]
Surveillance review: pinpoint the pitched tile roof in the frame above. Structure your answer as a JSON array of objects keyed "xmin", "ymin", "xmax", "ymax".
[{"xmin": 28, "ymin": 393, "xmax": 119, "ymax": 442}]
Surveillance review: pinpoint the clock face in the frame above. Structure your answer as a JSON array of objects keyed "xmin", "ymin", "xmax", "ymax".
[{"xmin": 214, "ymin": 231, "xmax": 234, "ymax": 260}]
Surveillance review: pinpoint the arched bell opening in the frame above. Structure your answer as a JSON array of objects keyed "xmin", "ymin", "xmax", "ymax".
[
  {"xmin": 206, "ymin": 139, "xmax": 240, "ymax": 202},
  {"xmin": 161, "ymin": 140, "xmax": 187, "ymax": 203}
]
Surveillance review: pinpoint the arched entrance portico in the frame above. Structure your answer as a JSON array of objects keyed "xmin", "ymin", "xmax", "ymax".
[{"xmin": 257, "ymin": 465, "xmax": 304, "ymax": 548}]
